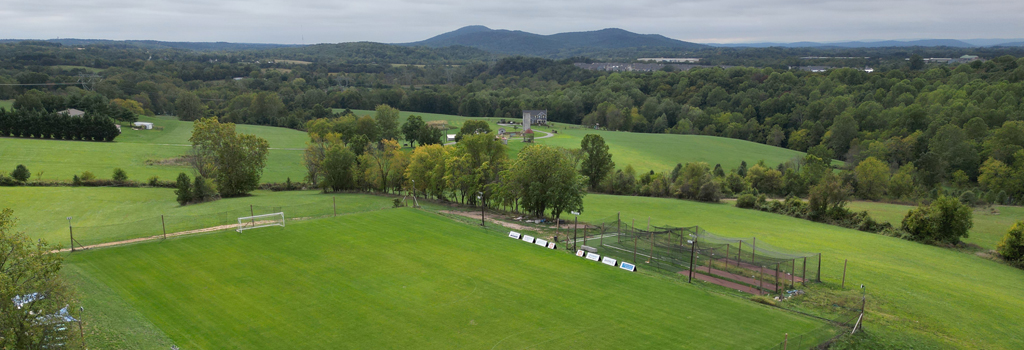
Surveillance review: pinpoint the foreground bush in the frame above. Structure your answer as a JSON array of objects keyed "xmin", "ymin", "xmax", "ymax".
[
  {"xmin": 997, "ymin": 221, "xmax": 1024, "ymax": 265},
  {"xmin": 902, "ymin": 196, "xmax": 973, "ymax": 244}
]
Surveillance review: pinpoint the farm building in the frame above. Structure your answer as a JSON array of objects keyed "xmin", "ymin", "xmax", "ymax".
[
  {"xmin": 57, "ymin": 108, "xmax": 85, "ymax": 117},
  {"xmin": 522, "ymin": 110, "xmax": 547, "ymax": 130},
  {"xmin": 133, "ymin": 122, "xmax": 154, "ymax": 130}
]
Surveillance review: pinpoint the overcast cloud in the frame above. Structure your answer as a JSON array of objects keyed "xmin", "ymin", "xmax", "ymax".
[{"xmin": 2, "ymin": 0, "xmax": 1023, "ymax": 44}]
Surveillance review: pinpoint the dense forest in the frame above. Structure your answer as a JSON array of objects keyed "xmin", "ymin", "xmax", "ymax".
[{"xmin": 2, "ymin": 41, "xmax": 1024, "ymax": 206}]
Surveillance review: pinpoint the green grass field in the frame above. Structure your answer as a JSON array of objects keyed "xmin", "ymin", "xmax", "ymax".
[
  {"xmin": 846, "ymin": 201, "xmax": 1023, "ymax": 250},
  {"xmin": 0, "ymin": 115, "xmax": 309, "ymax": 183},
  {"xmin": 575, "ymin": 194, "xmax": 1024, "ymax": 349},
  {"xmin": 64, "ymin": 208, "xmax": 823, "ymax": 349},
  {"xmin": 0, "ymin": 187, "xmax": 393, "ymax": 247},
  {"xmin": 533, "ymin": 127, "xmax": 832, "ymax": 172},
  {"xmin": 0, "ymin": 99, "xmax": 12, "ymax": 110}
]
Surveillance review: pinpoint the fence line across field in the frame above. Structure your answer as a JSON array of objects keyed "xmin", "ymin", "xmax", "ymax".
[{"xmin": 64, "ymin": 197, "xmax": 382, "ymax": 249}]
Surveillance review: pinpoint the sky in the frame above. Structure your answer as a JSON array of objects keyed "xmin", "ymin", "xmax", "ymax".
[{"xmin": 2, "ymin": 0, "xmax": 1023, "ymax": 44}]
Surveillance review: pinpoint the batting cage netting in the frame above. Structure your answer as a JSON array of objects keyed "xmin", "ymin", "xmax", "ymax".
[{"xmin": 566, "ymin": 214, "xmax": 821, "ymax": 295}]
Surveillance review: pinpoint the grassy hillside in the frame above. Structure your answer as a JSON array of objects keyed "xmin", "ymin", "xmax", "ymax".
[
  {"xmin": 0, "ymin": 115, "xmax": 308, "ymax": 183},
  {"xmin": 0, "ymin": 187, "xmax": 392, "ymax": 247},
  {"xmin": 535, "ymin": 127, "xmax": 829, "ymax": 172},
  {"xmin": 344, "ymin": 110, "xmax": 827, "ymax": 171},
  {"xmin": 0, "ymin": 99, "xmax": 12, "ymax": 110},
  {"xmin": 64, "ymin": 208, "xmax": 822, "ymax": 349},
  {"xmin": 846, "ymin": 201, "xmax": 1023, "ymax": 250},
  {"xmin": 576, "ymin": 194, "xmax": 1024, "ymax": 349}
]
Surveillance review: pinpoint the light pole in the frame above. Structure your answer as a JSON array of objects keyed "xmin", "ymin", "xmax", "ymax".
[{"xmin": 477, "ymin": 192, "xmax": 485, "ymax": 227}]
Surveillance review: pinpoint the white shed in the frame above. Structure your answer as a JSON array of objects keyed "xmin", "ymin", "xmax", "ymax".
[{"xmin": 133, "ymin": 122, "xmax": 154, "ymax": 130}]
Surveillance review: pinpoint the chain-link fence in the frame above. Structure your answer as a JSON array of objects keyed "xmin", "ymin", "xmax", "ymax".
[{"xmin": 551, "ymin": 214, "xmax": 821, "ymax": 296}]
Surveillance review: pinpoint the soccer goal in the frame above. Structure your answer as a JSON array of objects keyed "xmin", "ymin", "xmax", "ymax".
[{"xmin": 236, "ymin": 212, "xmax": 285, "ymax": 232}]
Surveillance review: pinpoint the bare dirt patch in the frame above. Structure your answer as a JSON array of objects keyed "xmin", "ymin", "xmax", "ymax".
[{"xmin": 439, "ymin": 210, "xmax": 538, "ymax": 232}]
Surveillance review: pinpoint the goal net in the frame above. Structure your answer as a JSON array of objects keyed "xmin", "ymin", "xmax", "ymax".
[{"xmin": 236, "ymin": 212, "xmax": 285, "ymax": 232}]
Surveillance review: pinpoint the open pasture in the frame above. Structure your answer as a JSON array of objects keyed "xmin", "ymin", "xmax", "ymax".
[
  {"xmin": 846, "ymin": 200, "xmax": 1024, "ymax": 250},
  {"xmin": 64, "ymin": 208, "xmax": 823, "ymax": 349},
  {"xmin": 0, "ymin": 115, "xmax": 309, "ymax": 183},
  {"xmin": 576, "ymin": 194, "xmax": 1024, "ymax": 349}
]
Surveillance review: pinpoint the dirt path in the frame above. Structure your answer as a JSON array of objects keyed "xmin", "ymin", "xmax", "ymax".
[
  {"xmin": 438, "ymin": 210, "xmax": 539, "ymax": 232},
  {"xmin": 679, "ymin": 270, "xmax": 764, "ymax": 295},
  {"xmin": 717, "ymin": 258, "xmax": 805, "ymax": 283}
]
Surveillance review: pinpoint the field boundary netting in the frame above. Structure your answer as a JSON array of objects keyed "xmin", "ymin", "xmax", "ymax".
[
  {"xmin": 62, "ymin": 197, "xmax": 392, "ymax": 251},
  {"xmin": 553, "ymin": 214, "xmax": 821, "ymax": 296}
]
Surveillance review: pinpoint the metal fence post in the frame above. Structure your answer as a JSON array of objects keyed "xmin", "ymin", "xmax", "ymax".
[
  {"xmin": 161, "ymin": 215, "xmax": 166, "ymax": 239},
  {"xmin": 687, "ymin": 236, "xmax": 696, "ymax": 283},
  {"xmin": 802, "ymin": 257, "xmax": 807, "ymax": 286},
  {"xmin": 818, "ymin": 253, "xmax": 822, "ymax": 282},
  {"xmin": 842, "ymin": 259, "xmax": 848, "ymax": 288}
]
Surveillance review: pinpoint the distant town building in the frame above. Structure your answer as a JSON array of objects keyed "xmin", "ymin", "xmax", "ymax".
[
  {"xmin": 57, "ymin": 108, "xmax": 85, "ymax": 117},
  {"xmin": 637, "ymin": 58, "xmax": 701, "ymax": 63},
  {"xmin": 958, "ymin": 55, "xmax": 981, "ymax": 63},
  {"xmin": 574, "ymin": 63, "xmax": 730, "ymax": 72},
  {"xmin": 789, "ymin": 66, "xmax": 874, "ymax": 73}
]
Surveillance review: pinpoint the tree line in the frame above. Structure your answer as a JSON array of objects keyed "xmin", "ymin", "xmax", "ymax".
[{"xmin": 0, "ymin": 108, "xmax": 120, "ymax": 141}]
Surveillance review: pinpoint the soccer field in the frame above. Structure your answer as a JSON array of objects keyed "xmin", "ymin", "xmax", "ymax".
[{"xmin": 66, "ymin": 208, "xmax": 823, "ymax": 349}]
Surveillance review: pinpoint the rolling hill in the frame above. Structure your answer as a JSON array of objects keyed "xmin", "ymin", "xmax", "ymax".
[{"xmin": 402, "ymin": 26, "xmax": 707, "ymax": 57}]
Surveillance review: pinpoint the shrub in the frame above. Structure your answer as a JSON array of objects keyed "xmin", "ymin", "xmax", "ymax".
[
  {"xmin": 0, "ymin": 175, "xmax": 18, "ymax": 186},
  {"xmin": 696, "ymin": 181, "xmax": 721, "ymax": 203},
  {"xmin": 782, "ymin": 196, "xmax": 808, "ymax": 218},
  {"xmin": 996, "ymin": 221, "xmax": 1024, "ymax": 264},
  {"xmin": 959, "ymin": 190, "xmax": 977, "ymax": 206},
  {"xmin": 193, "ymin": 176, "xmax": 216, "ymax": 203},
  {"xmin": 72, "ymin": 175, "xmax": 82, "ymax": 186},
  {"xmin": 148, "ymin": 176, "xmax": 160, "ymax": 186},
  {"xmin": 393, "ymin": 198, "xmax": 405, "ymax": 208},
  {"xmin": 80, "ymin": 171, "xmax": 96, "ymax": 181},
  {"xmin": 10, "ymin": 164, "xmax": 30, "ymax": 182},
  {"xmin": 901, "ymin": 195, "xmax": 973, "ymax": 244},
  {"xmin": 112, "ymin": 168, "xmax": 128, "ymax": 182},
  {"xmin": 175, "ymin": 173, "xmax": 192, "ymax": 205},
  {"xmin": 736, "ymin": 193, "xmax": 757, "ymax": 208}
]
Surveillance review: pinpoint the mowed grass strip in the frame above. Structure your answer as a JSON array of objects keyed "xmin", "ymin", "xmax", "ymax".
[
  {"xmin": 0, "ymin": 115, "xmax": 309, "ymax": 183},
  {"xmin": 577, "ymin": 194, "xmax": 1024, "ymax": 349},
  {"xmin": 846, "ymin": 200, "xmax": 1024, "ymax": 250},
  {"xmin": 67, "ymin": 209, "xmax": 822, "ymax": 349}
]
